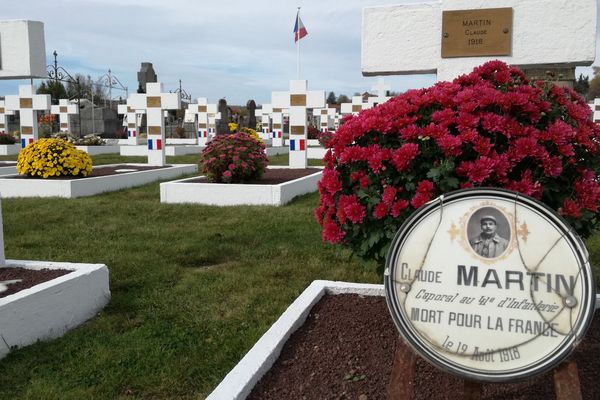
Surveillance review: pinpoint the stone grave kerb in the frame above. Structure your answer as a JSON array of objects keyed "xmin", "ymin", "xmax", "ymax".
[
  {"xmin": 361, "ymin": 0, "xmax": 596, "ymax": 82},
  {"xmin": 5, "ymin": 84, "xmax": 51, "ymax": 148},
  {"xmin": 128, "ymin": 82, "xmax": 180, "ymax": 166},
  {"xmin": 50, "ymin": 99, "xmax": 78, "ymax": 133},
  {"xmin": 117, "ymin": 102, "xmax": 145, "ymax": 145},
  {"xmin": 0, "ymin": 100, "xmax": 15, "ymax": 135},
  {"xmin": 272, "ymin": 80, "xmax": 325, "ymax": 168}
]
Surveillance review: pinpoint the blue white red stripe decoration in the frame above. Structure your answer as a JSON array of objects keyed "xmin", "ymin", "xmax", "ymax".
[
  {"xmin": 148, "ymin": 138, "xmax": 163, "ymax": 150},
  {"xmin": 294, "ymin": 11, "xmax": 308, "ymax": 42},
  {"xmin": 290, "ymin": 139, "xmax": 305, "ymax": 151}
]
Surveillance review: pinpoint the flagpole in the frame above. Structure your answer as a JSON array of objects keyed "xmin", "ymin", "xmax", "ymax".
[{"xmin": 297, "ymin": 7, "xmax": 301, "ymax": 79}]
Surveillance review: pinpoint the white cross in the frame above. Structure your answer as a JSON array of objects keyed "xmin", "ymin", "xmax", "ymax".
[
  {"xmin": 50, "ymin": 99, "xmax": 78, "ymax": 133},
  {"xmin": 187, "ymin": 98, "xmax": 218, "ymax": 146},
  {"xmin": 272, "ymin": 81, "xmax": 325, "ymax": 168},
  {"xmin": 128, "ymin": 82, "xmax": 181, "ymax": 166},
  {"xmin": 5, "ymin": 84, "xmax": 51, "ymax": 148},
  {"xmin": 313, "ymin": 106, "xmax": 336, "ymax": 133},
  {"xmin": 269, "ymin": 106, "xmax": 286, "ymax": 147},
  {"xmin": 362, "ymin": 0, "xmax": 596, "ymax": 81},
  {"xmin": 340, "ymin": 96, "xmax": 372, "ymax": 117},
  {"xmin": 255, "ymin": 104, "xmax": 273, "ymax": 140},
  {"xmin": 117, "ymin": 102, "xmax": 146, "ymax": 145},
  {"xmin": 367, "ymin": 78, "xmax": 391, "ymax": 107},
  {"xmin": 207, "ymin": 107, "xmax": 220, "ymax": 138},
  {"xmin": 593, "ymin": 99, "xmax": 600, "ymax": 124},
  {"xmin": 0, "ymin": 100, "xmax": 15, "ymax": 135}
]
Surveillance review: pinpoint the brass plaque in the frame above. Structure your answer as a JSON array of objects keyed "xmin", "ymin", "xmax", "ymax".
[
  {"xmin": 321, "ymin": 110, "xmax": 328, "ymax": 115},
  {"xmin": 199, "ymin": 106, "xmax": 207, "ymax": 112},
  {"xmin": 60, "ymin": 106, "xmax": 67, "ymax": 113},
  {"xmin": 290, "ymin": 94, "xmax": 306, "ymax": 107},
  {"xmin": 352, "ymin": 105, "xmax": 362, "ymax": 113},
  {"xmin": 290, "ymin": 125, "xmax": 304, "ymax": 135},
  {"xmin": 273, "ymin": 123, "xmax": 282, "ymax": 129},
  {"xmin": 595, "ymin": 105, "xmax": 600, "ymax": 111},
  {"xmin": 0, "ymin": 107, "xmax": 4, "ymax": 113},
  {"xmin": 0, "ymin": 123, "xmax": 4, "ymax": 129},
  {"xmin": 441, "ymin": 8, "xmax": 512, "ymax": 58},
  {"xmin": 127, "ymin": 106, "xmax": 134, "ymax": 113},
  {"xmin": 20, "ymin": 98, "xmax": 32, "ymax": 109},
  {"xmin": 22, "ymin": 126, "xmax": 33, "ymax": 134},
  {"xmin": 321, "ymin": 122, "xmax": 328, "ymax": 127},
  {"xmin": 60, "ymin": 123, "xmax": 68, "ymax": 128},
  {"xmin": 198, "ymin": 123, "xmax": 207, "ymax": 128},
  {"xmin": 273, "ymin": 108, "xmax": 282, "ymax": 113},
  {"xmin": 147, "ymin": 96, "xmax": 162, "ymax": 108},
  {"xmin": 148, "ymin": 126, "xmax": 162, "ymax": 135},
  {"xmin": 128, "ymin": 123, "xmax": 136, "ymax": 128}
]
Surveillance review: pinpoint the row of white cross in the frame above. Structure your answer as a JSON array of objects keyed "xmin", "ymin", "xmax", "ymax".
[{"xmin": 0, "ymin": 79, "xmax": 392, "ymax": 168}]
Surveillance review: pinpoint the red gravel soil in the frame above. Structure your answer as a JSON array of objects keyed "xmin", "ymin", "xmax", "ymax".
[
  {"xmin": 248, "ymin": 294, "xmax": 600, "ymax": 400},
  {"xmin": 186, "ymin": 168, "xmax": 321, "ymax": 185},
  {"xmin": 0, "ymin": 267, "xmax": 72, "ymax": 298},
  {"xmin": 11, "ymin": 164, "xmax": 169, "ymax": 179}
]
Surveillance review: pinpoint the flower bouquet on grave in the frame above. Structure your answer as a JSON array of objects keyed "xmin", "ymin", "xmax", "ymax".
[
  {"xmin": 315, "ymin": 60, "xmax": 600, "ymax": 264},
  {"xmin": 17, "ymin": 138, "xmax": 92, "ymax": 178},
  {"xmin": 200, "ymin": 132, "xmax": 268, "ymax": 183},
  {"xmin": 0, "ymin": 133, "xmax": 17, "ymax": 145}
]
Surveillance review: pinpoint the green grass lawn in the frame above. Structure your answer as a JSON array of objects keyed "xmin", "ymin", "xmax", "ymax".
[
  {"xmin": 0, "ymin": 152, "xmax": 367, "ymax": 400},
  {"xmin": 0, "ymin": 153, "xmax": 597, "ymax": 399}
]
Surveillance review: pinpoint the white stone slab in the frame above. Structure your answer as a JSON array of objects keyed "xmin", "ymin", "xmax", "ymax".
[
  {"xmin": 0, "ymin": 144, "xmax": 21, "ymax": 155},
  {"xmin": 0, "ymin": 259, "xmax": 109, "ymax": 360},
  {"xmin": 265, "ymin": 147, "xmax": 289, "ymax": 157},
  {"xmin": 0, "ymin": 162, "xmax": 17, "ymax": 176},
  {"xmin": 120, "ymin": 145, "xmax": 203, "ymax": 157},
  {"xmin": 362, "ymin": 0, "xmax": 597, "ymax": 81},
  {"xmin": 206, "ymin": 280, "xmax": 384, "ymax": 400},
  {"xmin": 160, "ymin": 166, "xmax": 322, "ymax": 206},
  {"xmin": 75, "ymin": 145, "xmax": 120, "ymax": 155},
  {"xmin": 0, "ymin": 20, "xmax": 46, "ymax": 79},
  {"xmin": 307, "ymin": 147, "xmax": 327, "ymax": 159},
  {"xmin": 166, "ymin": 138, "xmax": 198, "ymax": 145},
  {"xmin": 0, "ymin": 163, "xmax": 197, "ymax": 198}
]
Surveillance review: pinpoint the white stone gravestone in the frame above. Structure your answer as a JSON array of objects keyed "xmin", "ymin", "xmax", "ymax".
[
  {"xmin": 362, "ymin": 0, "xmax": 596, "ymax": 81},
  {"xmin": 128, "ymin": 82, "xmax": 181, "ymax": 166},
  {"xmin": 207, "ymin": 107, "xmax": 220, "ymax": 138},
  {"xmin": 256, "ymin": 104, "xmax": 273, "ymax": 140},
  {"xmin": 187, "ymin": 98, "xmax": 217, "ymax": 146},
  {"xmin": 367, "ymin": 77, "xmax": 391, "ymax": 107},
  {"xmin": 50, "ymin": 99, "xmax": 78, "ymax": 133},
  {"xmin": 117, "ymin": 103, "xmax": 145, "ymax": 145},
  {"xmin": 0, "ymin": 101, "xmax": 14, "ymax": 135},
  {"xmin": 272, "ymin": 81, "xmax": 325, "ymax": 168},
  {"xmin": 314, "ymin": 106, "xmax": 336, "ymax": 133},
  {"xmin": 5, "ymin": 84, "xmax": 51, "ymax": 148},
  {"xmin": 593, "ymin": 99, "xmax": 600, "ymax": 124},
  {"xmin": 270, "ymin": 107, "xmax": 285, "ymax": 147},
  {"xmin": 340, "ymin": 96, "xmax": 372, "ymax": 117}
]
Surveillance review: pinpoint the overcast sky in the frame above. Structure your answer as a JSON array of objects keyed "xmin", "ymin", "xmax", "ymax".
[{"xmin": 1, "ymin": 0, "xmax": 599, "ymax": 106}]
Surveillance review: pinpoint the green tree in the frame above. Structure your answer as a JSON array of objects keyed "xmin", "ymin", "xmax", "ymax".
[
  {"xmin": 573, "ymin": 73, "xmax": 590, "ymax": 100},
  {"xmin": 326, "ymin": 91, "xmax": 336, "ymax": 104},
  {"xmin": 37, "ymin": 80, "xmax": 67, "ymax": 103},
  {"xmin": 337, "ymin": 94, "xmax": 350, "ymax": 103},
  {"xmin": 587, "ymin": 67, "xmax": 600, "ymax": 100}
]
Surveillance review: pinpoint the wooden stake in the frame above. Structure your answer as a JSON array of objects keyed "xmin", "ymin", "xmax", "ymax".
[
  {"xmin": 388, "ymin": 339, "xmax": 417, "ymax": 400},
  {"xmin": 554, "ymin": 361, "xmax": 582, "ymax": 400}
]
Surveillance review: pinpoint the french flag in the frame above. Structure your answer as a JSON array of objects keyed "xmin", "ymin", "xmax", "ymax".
[
  {"xmin": 294, "ymin": 11, "xmax": 308, "ymax": 42},
  {"xmin": 148, "ymin": 139, "xmax": 162, "ymax": 150},
  {"xmin": 290, "ymin": 139, "xmax": 305, "ymax": 151}
]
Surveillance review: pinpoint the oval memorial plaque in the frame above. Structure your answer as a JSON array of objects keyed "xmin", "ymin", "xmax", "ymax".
[{"xmin": 384, "ymin": 188, "xmax": 595, "ymax": 382}]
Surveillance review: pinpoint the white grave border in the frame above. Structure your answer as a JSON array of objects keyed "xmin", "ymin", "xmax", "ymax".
[
  {"xmin": 0, "ymin": 259, "xmax": 110, "ymax": 360},
  {"xmin": 205, "ymin": 280, "xmax": 385, "ymax": 400}
]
